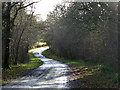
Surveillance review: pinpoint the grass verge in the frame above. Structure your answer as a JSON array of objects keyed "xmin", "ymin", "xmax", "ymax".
[
  {"xmin": 42, "ymin": 49, "xmax": 118, "ymax": 88},
  {"xmin": 2, "ymin": 49, "xmax": 43, "ymax": 85}
]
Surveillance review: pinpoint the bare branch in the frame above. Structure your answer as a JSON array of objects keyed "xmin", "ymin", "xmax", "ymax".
[
  {"xmin": 10, "ymin": 2, "xmax": 38, "ymax": 29},
  {"xmin": 10, "ymin": 2, "xmax": 19, "ymax": 10},
  {"xmin": 20, "ymin": 2, "xmax": 38, "ymax": 9}
]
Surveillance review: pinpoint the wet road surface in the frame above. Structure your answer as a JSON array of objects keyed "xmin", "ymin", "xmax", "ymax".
[{"xmin": 2, "ymin": 47, "xmax": 72, "ymax": 89}]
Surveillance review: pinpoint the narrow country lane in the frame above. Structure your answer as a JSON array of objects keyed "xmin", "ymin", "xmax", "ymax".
[{"xmin": 2, "ymin": 47, "xmax": 73, "ymax": 89}]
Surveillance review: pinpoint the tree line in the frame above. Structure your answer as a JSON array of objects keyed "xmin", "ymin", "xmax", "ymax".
[
  {"xmin": 2, "ymin": 2, "xmax": 118, "ymax": 70},
  {"xmin": 43, "ymin": 2, "xmax": 118, "ymax": 69},
  {"xmin": 2, "ymin": 2, "xmax": 44, "ymax": 69}
]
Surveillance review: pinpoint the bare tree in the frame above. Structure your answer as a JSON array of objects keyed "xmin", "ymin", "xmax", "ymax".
[{"xmin": 2, "ymin": 1, "xmax": 37, "ymax": 69}]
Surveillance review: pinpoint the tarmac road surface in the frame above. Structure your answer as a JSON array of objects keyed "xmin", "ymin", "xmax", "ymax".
[{"xmin": 2, "ymin": 47, "xmax": 72, "ymax": 89}]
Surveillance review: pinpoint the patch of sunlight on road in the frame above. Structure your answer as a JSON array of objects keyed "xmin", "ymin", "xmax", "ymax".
[{"xmin": 29, "ymin": 46, "xmax": 49, "ymax": 53}]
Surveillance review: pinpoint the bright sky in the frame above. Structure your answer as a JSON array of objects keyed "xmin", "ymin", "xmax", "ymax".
[{"xmin": 27, "ymin": 0, "xmax": 64, "ymax": 21}]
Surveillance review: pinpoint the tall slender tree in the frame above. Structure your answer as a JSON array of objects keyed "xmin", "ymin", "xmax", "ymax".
[{"xmin": 2, "ymin": 2, "xmax": 37, "ymax": 69}]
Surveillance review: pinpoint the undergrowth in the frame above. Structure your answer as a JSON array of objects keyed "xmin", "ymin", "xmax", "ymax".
[
  {"xmin": 42, "ymin": 49, "xmax": 118, "ymax": 88},
  {"xmin": 2, "ymin": 49, "xmax": 43, "ymax": 85}
]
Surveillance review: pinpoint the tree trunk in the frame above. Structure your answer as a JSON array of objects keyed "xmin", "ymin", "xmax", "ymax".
[
  {"xmin": 2, "ymin": 2, "xmax": 11, "ymax": 69},
  {"xmin": 14, "ymin": 28, "xmax": 25, "ymax": 65}
]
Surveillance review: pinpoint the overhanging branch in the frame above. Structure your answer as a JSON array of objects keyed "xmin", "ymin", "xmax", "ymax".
[{"xmin": 10, "ymin": 1, "xmax": 38, "ymax": 29}]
